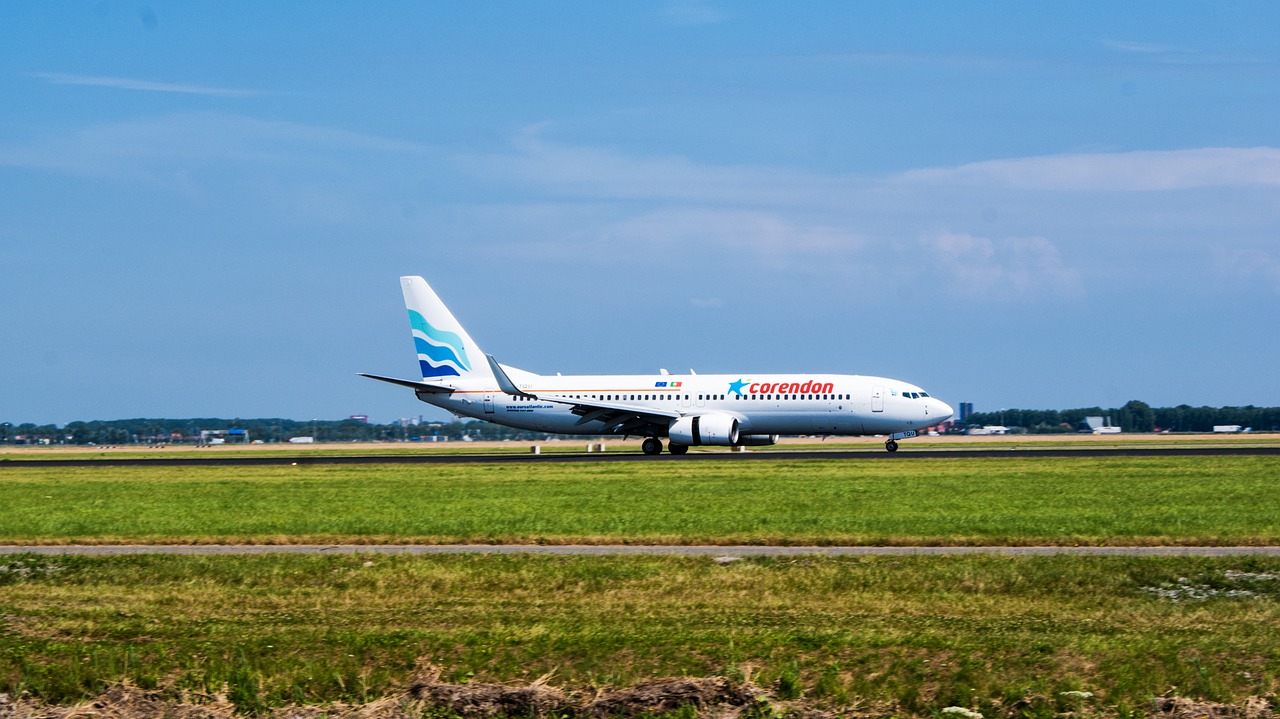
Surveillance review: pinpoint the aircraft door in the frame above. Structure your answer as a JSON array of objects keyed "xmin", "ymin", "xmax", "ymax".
[
  {"xmin": 871, "ymin": 385, "xmax": 884, "ymax": 412},
  {"xmin": 483, "ymin": 394, "xmax": 495, "ymax": 414}
]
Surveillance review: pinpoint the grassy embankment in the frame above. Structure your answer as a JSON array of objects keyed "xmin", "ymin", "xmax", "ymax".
[
  {"xmin": 1, "ymin": 553, "xmax": 1278, "ymax": 715},
  {"xmin": 1, "ymin": 456, "xmax": 1278, "ymax": 546}
]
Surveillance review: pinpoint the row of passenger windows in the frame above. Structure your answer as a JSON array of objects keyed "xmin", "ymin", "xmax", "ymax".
[{"xmin": 512, "ymin": 393, "xmax": 849, "ymax": 402}]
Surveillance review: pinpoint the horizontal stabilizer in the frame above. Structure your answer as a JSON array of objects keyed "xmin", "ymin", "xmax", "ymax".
[{"xmin": 358, "ymin": 373, "xmax": 454, "ymax": 394}]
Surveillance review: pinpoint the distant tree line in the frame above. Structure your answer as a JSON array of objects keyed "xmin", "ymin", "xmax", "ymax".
[
  {"xmin": 5, "ymin": 400, "xmax": 1278, "ymax": 445},
  {"xmin": 0, "ymin": 417, "xmax": 571, "ymax": 446},
  {"xmin": 967, "ymin": 400, "xmax": 1280, "ymax": 433}
]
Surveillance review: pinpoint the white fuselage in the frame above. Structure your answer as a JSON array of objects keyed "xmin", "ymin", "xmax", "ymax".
[
  {"xmin": 414, "ymin": 370, "xmax": 950, "ymax": 437},
  {"xmin": 363, "ymin": 275, "xmax": 953, "ymax": 452}
]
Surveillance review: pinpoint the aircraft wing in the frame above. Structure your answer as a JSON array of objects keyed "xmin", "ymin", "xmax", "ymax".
[
  {"xmin": 485, "ymin": 355, "xmax": 678, "ymax": 435},
  {"xmin": 556, "ymin": 395, "xmax": 681, "ymax": 433},
  {"xmin": 358, "ymin": 373, "xmax": 455, "ymax": 394}
]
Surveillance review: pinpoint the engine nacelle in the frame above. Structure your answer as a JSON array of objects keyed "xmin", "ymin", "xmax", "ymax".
[
  {"xmin": 668, "ymin": 414, "xmax": 740, "ymax": 446},
  {"xmin": 735, "ymin": 434, "xmax": 778, "ymax": 446}
]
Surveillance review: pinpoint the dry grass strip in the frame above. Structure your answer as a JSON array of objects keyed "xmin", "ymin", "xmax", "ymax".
[{"xmin": 1, "ymin": 681, "xmax": 1273, "ymax": 719}]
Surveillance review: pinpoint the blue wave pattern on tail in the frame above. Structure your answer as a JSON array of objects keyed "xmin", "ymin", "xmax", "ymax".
[{"xmin": 408, "ymin": 309, "xmax": 471, "ymax": 378}]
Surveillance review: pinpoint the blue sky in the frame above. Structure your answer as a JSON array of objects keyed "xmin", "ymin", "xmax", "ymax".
[{"xmin": 3, "ymin": 2, "xmax": 1279, "ymax": 425}]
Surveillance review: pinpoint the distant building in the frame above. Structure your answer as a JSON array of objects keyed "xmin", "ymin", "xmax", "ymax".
[
  {"xmin": 199, "ymin": 429, "xmax": 249, "ymax": 444},
  {"xmin": 958, "ymin": 402, "xmax": 974, "ymax": 423}
]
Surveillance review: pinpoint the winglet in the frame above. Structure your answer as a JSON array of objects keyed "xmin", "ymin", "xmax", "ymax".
[{"xmin": 486, "ymin": 355, "xmax": 538, "ymax": 399}]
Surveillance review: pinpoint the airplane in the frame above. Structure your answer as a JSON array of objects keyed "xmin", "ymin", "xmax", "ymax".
[{"xmin": 362, "ymin": 276, "xmax": 953, "ymax": 454}]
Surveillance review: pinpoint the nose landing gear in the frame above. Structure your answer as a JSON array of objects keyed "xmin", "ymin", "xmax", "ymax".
[{"xmin": 884, "ymin": 430, "xmax": 916, "ymax": 453}]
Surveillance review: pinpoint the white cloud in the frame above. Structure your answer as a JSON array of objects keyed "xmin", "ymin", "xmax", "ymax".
[
  {"xmin": 459, "ymin": 134, "xmax": 1280, "ymax": 302},
  {"xmin": 461, "ymin": 128, "xmax": 866, "ymax": 208},
  {"xmin": 474, "ymin": 205, "xmax": 865, "ymax": 273},
  {"xmin": 922, "ymin": 231, "xmax": 1083, "ymax": 301},
  {"xmin": 472, "ymin": 132, "xmax": 1280, "ymax": 210},
  {"xmin": 31, "ymin": 72, "xmax": 260, "ymax": 97},
  {"xmin": 0, "ymin": 112, "xmax": 427, "ymax": 181},
  {"xmin": 898, "ymin": 147, "xmax": 1280, "ymax": 191},
  {"xmin": 1214, "ymin": 248, "xmax": 1280, "ymax": 292}
]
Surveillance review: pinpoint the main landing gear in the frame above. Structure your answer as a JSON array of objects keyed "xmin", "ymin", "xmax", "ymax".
[{"xmin": 642, "ymin": 437, "xmax": 688, "ymax": 455}]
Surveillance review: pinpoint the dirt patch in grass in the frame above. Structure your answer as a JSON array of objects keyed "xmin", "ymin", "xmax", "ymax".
[
  {"xmin": 1152, "ymin": 696, "xmax": 1274, "ymax": 719},
  {"xmin": 0, "ymin": 681, "xmax": 1273, "ymax": 719}
]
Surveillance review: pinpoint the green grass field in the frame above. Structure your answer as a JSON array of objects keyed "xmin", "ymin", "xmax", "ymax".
[
  {"xmin": 2, "ymin": 553, "xmax": 1278, "ymax": 715},
  {"xmin": 2, "ymin": 456, "xmax": 1278, "ymax": 545},
  {"xmin": 4, "ymin": 455, "xmax": 1279, "ymax": 717}
]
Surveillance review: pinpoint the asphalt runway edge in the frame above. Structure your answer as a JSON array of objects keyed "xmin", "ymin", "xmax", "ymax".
[{"xmin": 4, "ymin": 444, "xmax": 1280, "ymax": 467}]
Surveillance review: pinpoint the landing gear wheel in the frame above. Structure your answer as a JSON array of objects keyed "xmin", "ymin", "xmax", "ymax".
[
  {"xmin": 668, "ymin": 443, "xmax": 689, "ymax": 455},
  {"xmin": 642, "ymin": 437, "xmax": 663, "ymax": 455},
  {"xmin": 885, "ymin": 439, "xmax": 899, "ymax": 453}
]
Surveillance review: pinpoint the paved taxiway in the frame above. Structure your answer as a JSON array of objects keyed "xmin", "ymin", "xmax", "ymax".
[
  {"xmin": 3, "ymin": 444, "xmax": 1279, "ymax": 467},
  {"xmin": 3, "ymin": 545, "xmax": 1278, "ymax": 556}
]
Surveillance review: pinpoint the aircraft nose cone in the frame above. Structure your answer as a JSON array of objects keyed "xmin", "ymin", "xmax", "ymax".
[{"xmin": 933, "ymin": 400, "xmax": 954, "ymax": 422}]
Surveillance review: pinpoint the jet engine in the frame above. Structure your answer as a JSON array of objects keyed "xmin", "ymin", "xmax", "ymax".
[
  {"xmin": 668, "ymin": 414, "xmax": 739, "ymax": 446},
  {"xmin": 735, "ymin": 434, "xmax": 779, "ymax": 446}
]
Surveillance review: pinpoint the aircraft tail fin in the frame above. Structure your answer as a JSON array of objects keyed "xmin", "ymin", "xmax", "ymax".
[{"xmin": 400, "ymin": 276, "xmax": 491, "ymax": 381}]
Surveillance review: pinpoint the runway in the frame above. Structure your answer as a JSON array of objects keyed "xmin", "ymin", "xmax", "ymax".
[
  {"xmin": 3, "ymin": 444, "xmax": 1279, "ymax": 467},
  {"xmin": 3, "ymin": 544, "xmax": 1279, "ymax": 556}
]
